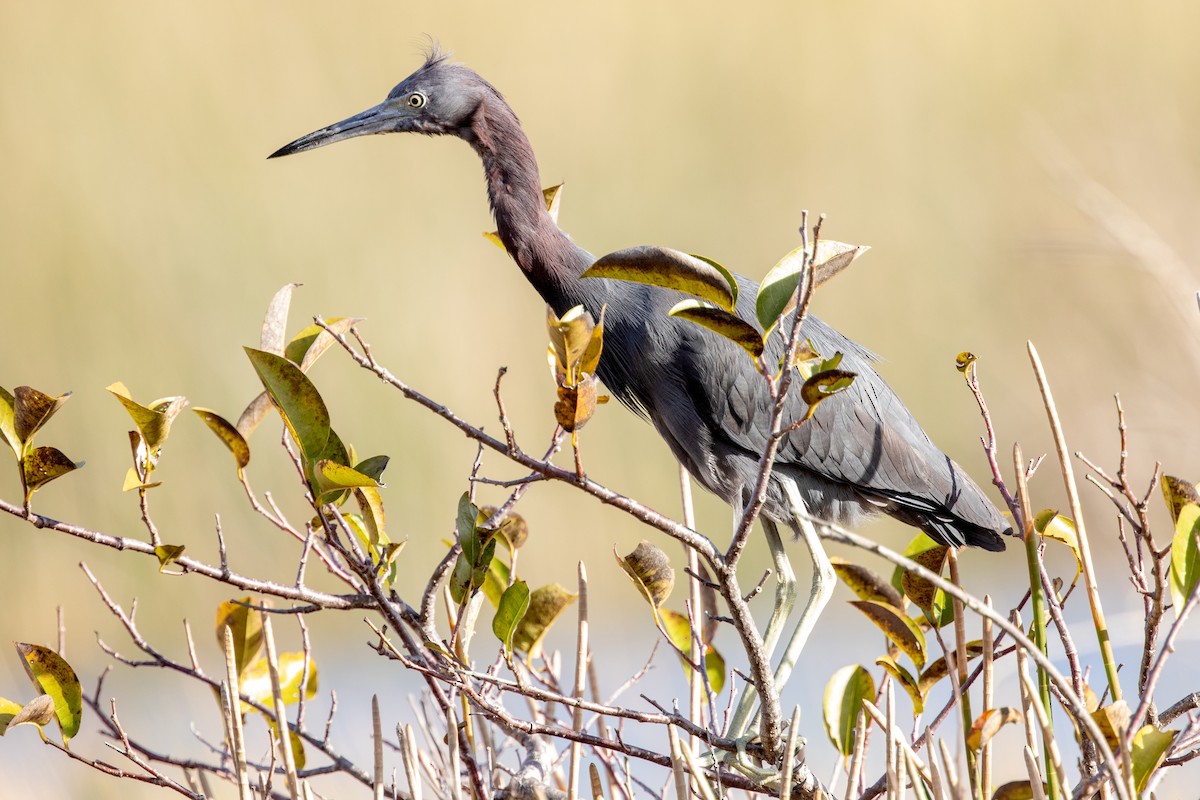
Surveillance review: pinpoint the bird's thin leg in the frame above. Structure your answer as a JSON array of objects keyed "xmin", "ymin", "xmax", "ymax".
[
  {"xmin": 727, "ymin": 517, "xmax": 797, "ymax": 740},
  {"xmin": 770, "ymin": 477, "xmax": 836, "ymax": 693}
]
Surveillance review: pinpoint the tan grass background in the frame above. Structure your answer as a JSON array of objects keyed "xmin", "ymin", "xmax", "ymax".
[{"xmin": 1, "ymin": 1, "xmax": 1198, "ymax": 796}]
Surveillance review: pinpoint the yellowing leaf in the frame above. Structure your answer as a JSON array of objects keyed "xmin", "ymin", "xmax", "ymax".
[
  {"xmin": 1131, "ymin": 724, "xmax": 1176, "ymax": 794},
  {"xmin": 155, "ymin": 544, "xmax": 186, "ymax": 572},
  {"xmin": 584, "ymin": 246, "xmax": 738, "ymax": 311},
  {"xmin": 823, "ymin": 664, "xmax": 875, "ymax": 757},
  {"xmin": 875, "ymin": 655, "xmax": 923, "ymax": 714},
  {"xmin": 493, "ymin": 580, "xmax": 531, "ymax": 654},
  {"xmin": 215, "ymin": 598, "xmax": 264, "ymax": 677},
  {"xmin": 0, "ymin": 387, "xmax": 19, "ymax": 456},
  {"xmin": 15, "ymin": 644, "xmax": 82, "ymax": 742},
  {"xmin": 897, "ymin": 535, "xmax": 952, "ymax": 627},
  {"xmin": 966, "ymin": 707, "xmax": 1022, "ymax": 752},
  {"xmin": 851, "ymin": 600, "xmax": 927, "ymax": 669},
  {"xmin": 239, "ymin": 652, "xmax": 318, "ymax": 711},
  {"xmin": 0, "ymin": 696, "xmax": 24, "ymax": 735},
  {"xmin": 1162, "ymin": 476, "xmax": 1200, "ymax": 619},
  {"xmin": 1091, "ymin": 701, "xmax": 1131, "ymax": 751},
  {"xmin": 831, "ymin": 557, "xmax": 903, "ymax": 607},
  {"xmin": 193, "ymin": 408, "xmax": 251, "ymax": 472},
  {"xmin": 668, "ymin": 299, "xmax": 765, "ymax": 358},
  {"xmin": 659, "ymin": 609, "xmax": 725, "ymax": 694},
  {"xmin": 1033, "ymin": 509, "xmax": 1082, "ymax": 582},
  {"xmin": 799, "ymin": 369, "xmax": 856, "ymax": 421}
]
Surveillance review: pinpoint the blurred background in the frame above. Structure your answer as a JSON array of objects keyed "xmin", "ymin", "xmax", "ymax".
[{"xmin": 2, "ymin": 1, "xmax": 1199, "ymax": 796}]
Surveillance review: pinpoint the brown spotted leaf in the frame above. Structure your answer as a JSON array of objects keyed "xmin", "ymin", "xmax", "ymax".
[
  {"xmin": 617, "ymin": 541, "xmax": 675, "ymax": 608},
  {"xmin": 13, "ymin": 386, "xmax": 71, "ymax": 445},
  {"xmin": 831, "ymin": 557, "xmax": 903, "ymax": 606},
  {"xmin": 966, "ymin": 707, "xmax": 1023, "ymax": 752},
  {"xmin": 22, "ymin": 447, "xmax": 82, "ymax": 493}
]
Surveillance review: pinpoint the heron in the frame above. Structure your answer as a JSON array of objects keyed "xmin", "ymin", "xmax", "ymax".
[{"xmin": 270, "ymin": 48, "xmax": 1011, "ymax": 740}]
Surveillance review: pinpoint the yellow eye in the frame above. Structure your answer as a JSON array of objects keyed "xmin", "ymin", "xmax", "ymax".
[{"xmin": 407, "ymin": 92, "xmax": 426, "ymax": 109}]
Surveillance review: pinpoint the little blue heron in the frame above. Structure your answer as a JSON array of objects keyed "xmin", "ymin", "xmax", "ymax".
[{"xmin": 270, "ymin": 49, "xmax": 1011, "ymax": 727}]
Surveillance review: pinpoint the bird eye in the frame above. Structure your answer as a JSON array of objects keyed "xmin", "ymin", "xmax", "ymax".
[{"xmin": 407, "ymin": 92, "xmax": 427, "ymax": 109}]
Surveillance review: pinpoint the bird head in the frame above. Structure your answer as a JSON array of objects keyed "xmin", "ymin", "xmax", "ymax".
[{"xmin": 269, "ymin": 49, "xmax": 498, "ymax": 158}]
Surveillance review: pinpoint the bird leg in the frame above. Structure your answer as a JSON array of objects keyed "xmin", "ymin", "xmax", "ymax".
[
  {"xmin": 727, "ymin": 517, "xmax": 797, "ymax": 740},
  {"xmin": 726, "ymin": 480, "xmax": 835, "ymax": 742},
  {"xmin": 770, "ymin": 478, "xmax": 836, "ymax": 693}
]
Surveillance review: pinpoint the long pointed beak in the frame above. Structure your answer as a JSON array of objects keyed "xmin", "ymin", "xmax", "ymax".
[{"xmin": 268, "ymin": 101, "xmax": 410, "ymax": 159}]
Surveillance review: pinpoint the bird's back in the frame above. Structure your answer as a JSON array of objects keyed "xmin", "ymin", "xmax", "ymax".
[{"xmin": 594, "ymin": 276, "xmax": 1010, "ymax": 551}]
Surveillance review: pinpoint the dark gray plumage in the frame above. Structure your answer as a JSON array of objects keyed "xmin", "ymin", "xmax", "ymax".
[{"xmin": 270, "ymin": 50, "xmax": 1011, "ymax": 553}]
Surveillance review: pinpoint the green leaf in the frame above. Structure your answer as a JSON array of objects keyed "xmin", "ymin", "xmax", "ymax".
[
  {"xmin": 493, "ymin": 580, "xmax": 531, "ymax": 653},
  {"xmin": 13, "ymin": 386, "xmax": 71, "ymax": 446},
  {"xmin": 668, "ymin": 299, "xmax": 765, "ymax": 358},
  {"xmin": 1162, "ymin": 476, "xmax": 1200, "ymax": 619},
  {"xmin": 583, "ymin": 246, "xmax": 738, "ymax": 311},
  {"xmin": 245, "ymin": 347, "xmax": 331, "ymax": 463},
  {"xmin": 616, "ymin": 541, "xmax": 675, "ymax": 608},
  {"xmin": 511, "ymin": 584, "xmax": 577, "ymax": 660},
  {"xmin": 15, "ymin": 643, "xmax": 82, "ymax": 742},
  {"xmin": 450, "ymin": 494, "xmax": 498, "ymax": 605},
  {"xmin": 215, "ymin": 598, "xmax": 264, "ymax": 677},
  {"xmin": 851, "ymin": 600, "xmax": 927, "ymax": 669},
  {"xmin": 756, "ymin": 244, "xmax": 809, "ymax": 332},
  {"xmin": 1131, "ymin": 724, "xmax": 1176, "ymax": 793},
  {"xmin": 22, "ymin": 446, "xmax": 82, "ymax": 493},
  {"xmin": 353, "ymin": 455, "xmax": 390, "ymax": 484},
  {"xmin": 284, "ymin": 317, "xmax": 364, "ymax": 368},
  {"xmin": 823, "ymin": 664, "xmax": 875, "ymax": 757},
  {"xmin": 193, "ymin": 408, "xmax": 251, "ymax": 472}
]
